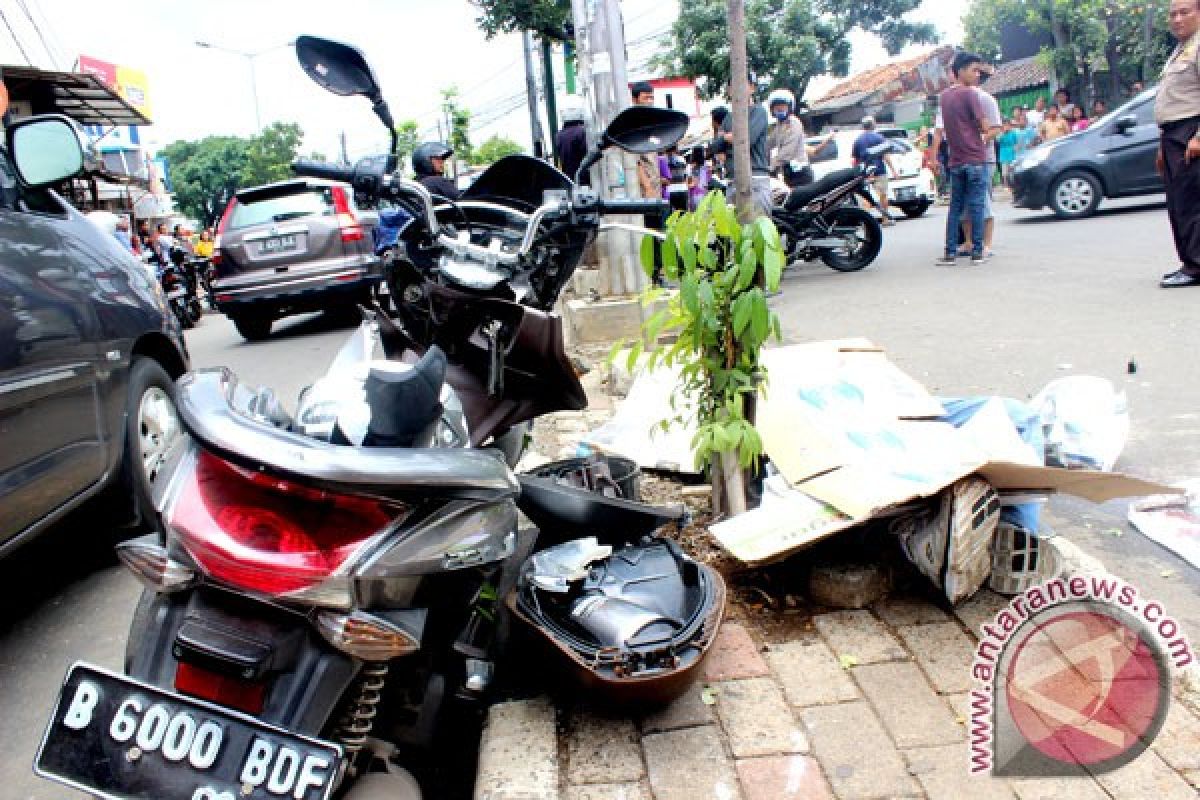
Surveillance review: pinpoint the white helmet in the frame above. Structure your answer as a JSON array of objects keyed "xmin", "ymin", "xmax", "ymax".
[
  {"xmin": 767, "ymin": 89, "xmax": 795, "ymax": 114},
  {"xmin": 560, "ymin": 98, "xmax": 586, "ymax": 124}
]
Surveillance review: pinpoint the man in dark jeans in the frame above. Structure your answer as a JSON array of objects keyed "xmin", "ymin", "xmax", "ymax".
[{"xmin": 931, "ymin": 51, "xmax": 990, "ymax": 265}]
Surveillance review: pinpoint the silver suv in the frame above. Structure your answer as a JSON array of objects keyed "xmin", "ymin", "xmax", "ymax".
[{"xmin": 211, "ymin": 178, "xmax": 379, "ymax": 340}]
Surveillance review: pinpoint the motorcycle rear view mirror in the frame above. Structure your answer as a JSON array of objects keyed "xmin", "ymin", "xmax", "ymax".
[
  {"xmin": 601, "ymin": 107, "xmax": 690, "ymax": 154},
  {"xmin": 295, "ymin": 35, "xmax": 398, "ymax": 168},
  {"xmin": 295, "ymin": 35, "xmax": 379, "ymax": 97}
]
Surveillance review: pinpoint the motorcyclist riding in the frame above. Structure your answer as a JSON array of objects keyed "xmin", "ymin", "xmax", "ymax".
[
  {"xmin": 412, "ymin": 141, "xmax": 460, "ymax": 200},
  {"xmin": 767, "ymin": 88, "xmax": 831, "ymax": 188}
]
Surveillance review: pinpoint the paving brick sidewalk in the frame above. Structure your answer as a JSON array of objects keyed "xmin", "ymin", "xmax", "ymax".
[{"xmin": 474, "ymin": 370, "xmax": 1200, "ymax": 800}]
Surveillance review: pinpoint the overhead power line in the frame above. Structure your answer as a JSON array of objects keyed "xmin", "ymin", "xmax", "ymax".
[
  {"xmin": 0, "ymin": 5, "xmax": 33, "ymax": 65},
  {"xmin": 16, "ymin": 0, "xmax": 58, "ymax": 68}
]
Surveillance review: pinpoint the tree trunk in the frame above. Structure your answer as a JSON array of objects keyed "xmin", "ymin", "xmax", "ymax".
[{"xmin": 727, "ymin": 0, "xmax": 755, "ymax": 225}]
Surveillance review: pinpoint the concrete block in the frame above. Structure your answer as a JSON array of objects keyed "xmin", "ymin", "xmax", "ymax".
[
  {"xmin": 564, "ymin": 784, "xmax": 652, "ymax": 800},
  {"xmin": 640, "ymin": 682, "xmax": 714, "ymax": 734},
  {"xmin": 894, "ymin": 622, "xmax": 977, "ymax": 694},
  {"xmin": 735, "ymin": 755, "xmax": 833, "ymax": 800},
  {"xmin": 765, "ymin": 639, "xmax": 860, "ymax": 708},
  {"xmin": 702, "ymin": 622, "xmax": 771, "ymax": 682},
  {"xmin": 1152, "ymin": 702, "xmax": 1200, "ymax": 772},
  {"xmin": 474, "ymin": 697, "xmax": 559, "ymax": 800},
  {"xmin": 571, "ymin": 267, "xmax": 605, "ymax": 299},
  {"xmin": 852, "ymin": 662, "xmax": 963, "ymax": 748},
  {"xmin": 642, "ymin": 726, "xmax": 742, "ymax": 800},
  {"xmin": 801, "ymin": 701, "xmax": 920, "ymax": 799},
  {"xmin": 1008, "ymin": 776, "xmax": 1112, "ymax": 800},
  {"xmin": 1094, "ymin": 749, "xmax": 1198, "ymax": 799},
  {"xmin": 567, "ymin": 297, "xmax": 645, "ymax": 345},
  {"xmin": 807, "ymin": 562, "xmax": 891, "ymax": 609},
  {"xmin": 812, "ymin": 610, "xmax": 907, "ymax": 665},
  {"xmin": 901, "ymin": 744, "xmax": 1016, "ymax": 800},
  {"xmin": 953, "ymin": 589, "xmax": 1010, "ymax": 639},
  {"xmin": 566, "ymin": 711, "xmax": 645, "ymax": 785},
  {"xmin": 873, "ymin": 594, "xmax": 952, "ymax": 627},
  {"xmin": 714, "ymin": 677, "xmax": 808, "ymax": 758}
]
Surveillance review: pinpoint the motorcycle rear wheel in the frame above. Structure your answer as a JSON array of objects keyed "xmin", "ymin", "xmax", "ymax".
[{"xmin": 820, "ymin": 207, "xmax": 882, "ymax": 272}]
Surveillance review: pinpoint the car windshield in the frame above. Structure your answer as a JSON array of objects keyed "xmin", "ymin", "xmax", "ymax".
[{"xmin": 229, "ymin": 189, "xmax": 334, "ymax": 230}]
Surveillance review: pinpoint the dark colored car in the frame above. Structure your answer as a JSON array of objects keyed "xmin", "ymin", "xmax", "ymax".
[
  {"xmin": 211, "ymin": 178, "xmax": 379, "ymax": 340},
  {"xmin": 1011, "ymin": 88, "xmax": 1162, "ymax": 219},
  {"xmin": 0, "ymin": 115, "xmax": 190, "ymax": 557}
]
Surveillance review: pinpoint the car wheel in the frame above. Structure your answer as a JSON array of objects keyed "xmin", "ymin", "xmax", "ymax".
[
  {"xmin": 901, "ymin": 200, "xmax": 930, "ymax": 218},
  {"xmin": 126, "ymin": 358, "xmax": 182, "ymax": 533},
  {"xmin": 232, "ymin": 315, "xmax": 273, "ymax": 341},
  {"xmin": 1050, "ymin": 171, "xmax": 1102, "ymax": 219}
]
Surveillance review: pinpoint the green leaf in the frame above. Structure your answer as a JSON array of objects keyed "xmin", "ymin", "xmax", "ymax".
[
  {"xmin": 625, "ymin": 339, "xmax": 644, "ymax": 373},
  {"xmin": 732, "ymin": 293, "xmax": 752, "ymax": 337},
  {"xmin": 736, "ymin": 249, "xmax": 758, "ymax": 292},
  {"xmin": 772, "ymin": 314, "xmax": 783, "ymax": 342},
  {"xmin": 681, "ymin": 274, "xmax": 699, "ymax": 316},
  {"xmin": 606, "ymin": 339, "xmax": 626, "ymax": 366},
  {"xmin": 662, "ymin": 231, "xmax": 678, "ymax": 275},
  {"xmin": 640, "ymin": 234, "xmax": 657, "ymax": 278},
  {"xmin": 763, "ymin": 244, "xmax": 784, "ymax": 291},
  {"xmin": 751, "ymin": 295, "xmax": 770, "ymax": 342}
]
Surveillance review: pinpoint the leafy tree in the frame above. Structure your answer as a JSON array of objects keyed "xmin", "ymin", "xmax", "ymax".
[
  {"xmin": 240, "ymin": 122, "xmax": 304, "ymax": 188},
  {"xmin": 618, "ymin": 192, "xmax": 784, "ymax": 514},
  {"xmin": 160, "ymin": 122, "xmax": 307, "ymax": 227},
  {"xmin": 471, "ymin": 135, "xmax": 525, "ymax": 165},
  {"xmin": 470, "ymin": 0, "xmax": 571, "ymax": 40},
  {"xmin": 963, "ymin": 0, "xmax": 1172, "ymax": 101},
  {"xmin": 160, "ymin": 136, "xmax": 249, "ymax": 227},
  {"xmin": 657, "ymin": 0, "xmax": 937, "ymax": 100},
  {"xmin": 440, "ymin": 88, "xmax": 473, "ymax": 166},
  {"xmin": 395, "ymin": 119, "xmax": 420, "ymax": 173}
]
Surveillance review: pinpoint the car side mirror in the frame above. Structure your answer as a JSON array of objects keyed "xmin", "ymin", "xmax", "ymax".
[
  {"xmin": 6, "ymin": 115, "xmax": 84, "ymax": 187},
  {"xmin": 1114, "ymin": 115, "xmax": 1137, "ymax": 134}
]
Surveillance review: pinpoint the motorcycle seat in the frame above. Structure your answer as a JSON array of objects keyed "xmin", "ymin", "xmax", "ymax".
[
  {"xmin": 361, "ymin": 345, "xmax": 447, "ymax": 447},
  {"xmin": 782, "ymin": 167, "xmax": 860, "ymax": 211}
]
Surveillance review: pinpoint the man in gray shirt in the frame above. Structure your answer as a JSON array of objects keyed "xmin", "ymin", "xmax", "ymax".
[{"xmin": 721, "ymin": 76, "xmax": 773, "ymax": 215}]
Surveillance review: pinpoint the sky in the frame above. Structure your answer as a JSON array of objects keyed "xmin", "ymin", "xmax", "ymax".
[{"xmin": 0, "ymin": 0, "xmax": 967, "ymax": 161}]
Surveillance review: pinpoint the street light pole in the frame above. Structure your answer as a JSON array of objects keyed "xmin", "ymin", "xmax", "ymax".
[{"xmin": 194, "ymin": 40, "xmax": 294, "ymax": 133}]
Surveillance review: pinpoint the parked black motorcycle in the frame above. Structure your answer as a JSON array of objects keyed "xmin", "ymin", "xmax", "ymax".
[
  {"xmin": 149, "ymin": 251, "xmax": 198, "ymax": 330},
  {"xmin": 34, "ymin": 36, "xmax": 724, "ymax": 800},
  {"xmin": 771, "ymin": 166, "xmax": 884, "ymax": 272}
]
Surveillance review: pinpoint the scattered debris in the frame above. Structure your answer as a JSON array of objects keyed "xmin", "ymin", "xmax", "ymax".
[
  {"xmin": 1128, "ymin": 482, "xmax": 1200, "ymax": 570},
  {"xmin": 838, "ymin": 654, "xmax": 859, "ymax": 670},
  {"xmin": 700, "ymin": 686, "xmax": 719, "ymax": 705}
]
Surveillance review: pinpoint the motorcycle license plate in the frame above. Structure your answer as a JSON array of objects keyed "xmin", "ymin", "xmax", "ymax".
[
  {"xmin": 259, "ymin": 234, "xmax": 297, "ymax": 254},
  {"xmin": 36, "ymin": 663, "xmax": 343, "ymax": 800}
]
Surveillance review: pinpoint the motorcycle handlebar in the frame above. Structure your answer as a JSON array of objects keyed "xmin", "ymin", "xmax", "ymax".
[
  {"xmin": 597, "ymin": 198, "xmax": 670, "ymax": 216},
  {"xmin": 291, "ymin": 160, "xmax": 357, "ymax": 183}
]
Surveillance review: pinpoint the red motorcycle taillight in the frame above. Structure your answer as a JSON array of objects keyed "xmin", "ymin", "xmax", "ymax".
[
  {"xmin": 332, "ymin": 185, "xmax": 364, "ymax": 243},
  {"xmin": 175, "ymin": 662, "xmax": 266, "ymax": 715},
  {"xmin": 167, "ymin": 450, "xmax": 402, "ymax": 602}
]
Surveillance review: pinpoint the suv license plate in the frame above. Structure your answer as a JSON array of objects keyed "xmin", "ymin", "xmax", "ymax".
[
  {"xmin": 260, "ymin": 234, "xmax": 297, "ymax": 254},
  {"xmin": 895, "ymin": 187, "xmax": 916, "ymax": 201},
  {"xmin": 36, "ymin": 663, "xmax": 343, "ymax": 800}
]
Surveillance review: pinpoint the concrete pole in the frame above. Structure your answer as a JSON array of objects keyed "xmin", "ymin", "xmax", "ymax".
[
  {"xmin": 589, "ymin": 0, "xmax": 642, "ymax": 296},
  {"xmin": 542, "ymin": 39, "xmax": 560, "ymax": 162},
  {"xmin": 523, "ymin": 31, "xmax": 548, "ymax": 158},
  {"xmin": 728, "ymin": 0, "xmax": 755, "ymax": 224}
]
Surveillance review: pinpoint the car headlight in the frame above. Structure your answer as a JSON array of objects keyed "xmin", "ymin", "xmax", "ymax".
[{"xmin": 1017, "ymin": 147, "xmax": 1053, "ymax": 171}]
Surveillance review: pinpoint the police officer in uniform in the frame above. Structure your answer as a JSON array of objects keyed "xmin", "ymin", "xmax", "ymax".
[{"xmin": 1157, "ymin": 0, "xmax": 1200, "ymax": 288}]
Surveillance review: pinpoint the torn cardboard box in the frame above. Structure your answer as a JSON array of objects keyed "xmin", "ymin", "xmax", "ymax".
[{"xmin": 712, "ymin": 341, "xmax": 1178, "ymax": 566}]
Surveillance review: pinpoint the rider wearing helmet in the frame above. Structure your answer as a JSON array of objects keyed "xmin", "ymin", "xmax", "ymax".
[
  {"xmin": 766, "ymin": 88, "xmax": 829, "ymax": 187},
  {"xmin": 555, "ymin": 99, "xmax": 590, "ymax": 184},
  {"xmin": 412, "ymin": 142, "xmax": 461, "ymax": 200}
]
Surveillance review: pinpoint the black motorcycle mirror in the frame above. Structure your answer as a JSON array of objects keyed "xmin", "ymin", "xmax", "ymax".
[
  {"xmin": 295, "ymin": 35, "xmax": 398, "ymax": 169},
  {"xmin": 574, "ymin": 106, "xmax": 690, "ymax": 185}
]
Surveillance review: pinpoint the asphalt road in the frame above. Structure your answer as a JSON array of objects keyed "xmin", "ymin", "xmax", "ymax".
[{"xmin": 3, "ymin": 193, "xmax": 1198, "ymax": 799}]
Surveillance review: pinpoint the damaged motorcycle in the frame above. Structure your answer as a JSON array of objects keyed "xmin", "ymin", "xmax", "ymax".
[{"xmin": 33, "ymin": 35, "xmax": 725, "ymax": 800}]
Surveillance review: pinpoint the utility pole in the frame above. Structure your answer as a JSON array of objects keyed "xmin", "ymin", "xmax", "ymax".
[
  {"xmin": 572, "ymin": 0, "xmax": 642, "ymax": 295},
  {"xmin": 522, "ymin": 31, "xmax": 547, "ymax": 158},
  {"xmin": 727, "ymin": 0, "xmax": 754, "ymax": 223},
  {"xmin": 542, "ymin": 39, "xmax": 560, "ymax": 162}
]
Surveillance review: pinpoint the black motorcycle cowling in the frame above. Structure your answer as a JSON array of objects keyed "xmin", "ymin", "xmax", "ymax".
[{"xmin": 509, "ymin": 537, "xmax": 725, "ymax": 706}]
